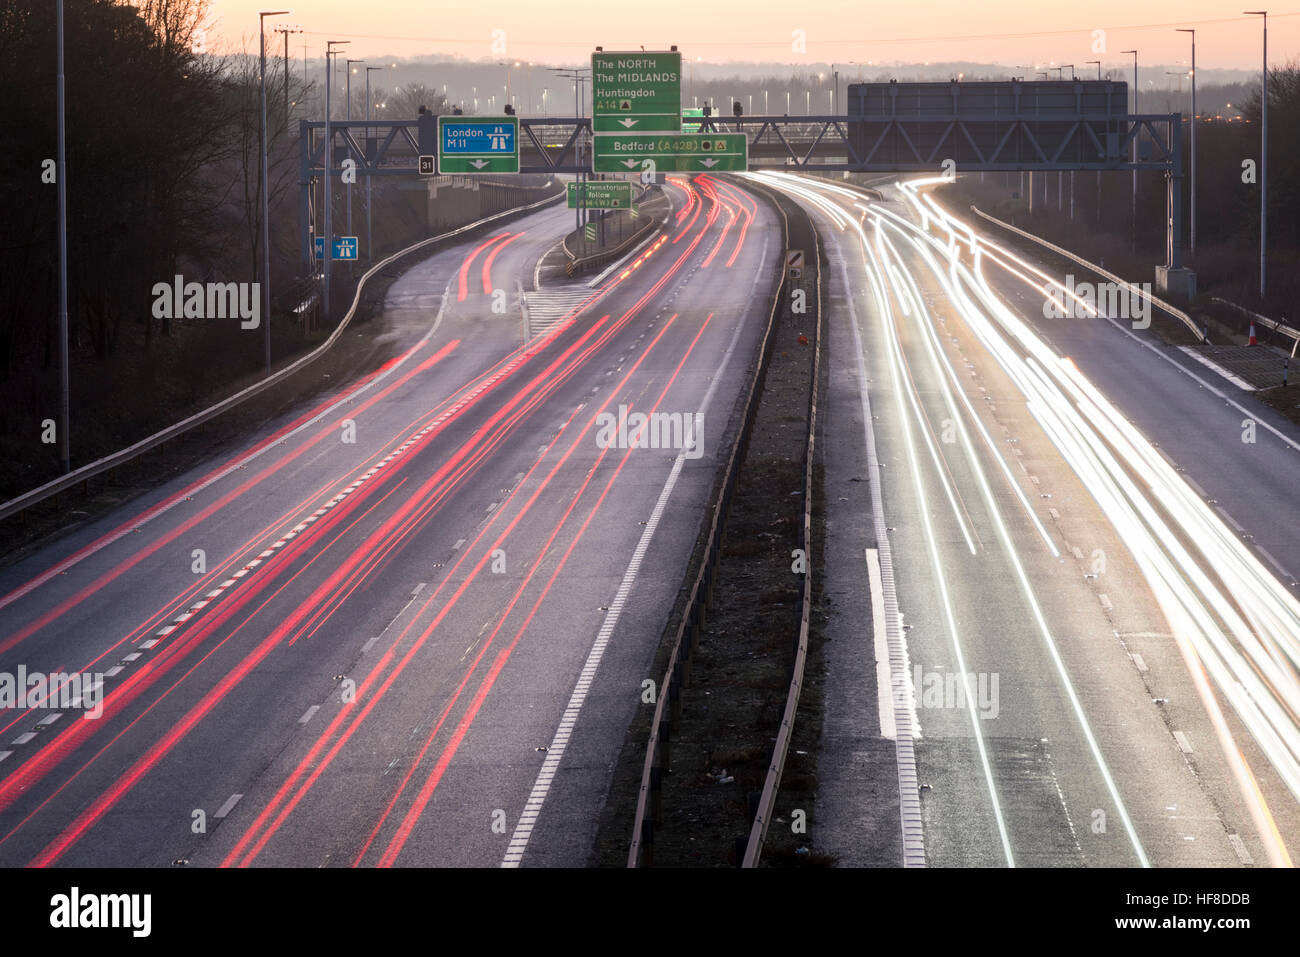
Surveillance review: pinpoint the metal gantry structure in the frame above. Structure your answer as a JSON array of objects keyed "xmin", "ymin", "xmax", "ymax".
[{"xmin": 298, "ymin": 79, "xmax": 1187, "ymax": 282}]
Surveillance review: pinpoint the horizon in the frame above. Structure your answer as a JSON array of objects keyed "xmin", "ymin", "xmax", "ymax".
[{"xmin": 206, "ymin": 1, "xmax": 1300, "ymax": 71}]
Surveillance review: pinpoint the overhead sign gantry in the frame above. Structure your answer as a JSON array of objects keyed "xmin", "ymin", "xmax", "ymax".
[
  {"xmin": 437, "ymin": 116, "xmax": 520, "ymax": 174},
  {"xmin": 591, "ymin": 50, "xmax": 682, "ymax": 132}
]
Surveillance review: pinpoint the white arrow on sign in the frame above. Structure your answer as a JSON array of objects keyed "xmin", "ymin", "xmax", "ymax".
[
  {"xmin": 699, "ymin": 158, "xmax": 719, "ymax": 168},
  {"xmin": 618, "ymin": 118, "xmax": 638, "ymax": 128},
  {"xmin": 470, "ymin": 159, "xmax": 489, "ymax": 169},
  {"xmin": 621, "ymin": 160, "xmax": 640, "ymax": 169}
]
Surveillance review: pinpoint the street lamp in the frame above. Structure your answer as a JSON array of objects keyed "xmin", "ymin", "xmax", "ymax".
[
  {"xmin": 1122, "ymin": 50, "xmax": 1138, "ymax": 251},
  {"xmin": 1061, "ymin": 65, "xmax": 1075, "ymax": 212},
  {"xmin": 322, "ymin": 40, "xmax": 349, "ymax": 319},
  {"xmin": 366, "ymin": 66, "xmax": 382, "ymax": 264},
  {"xmin": 1245, "ymin": 11, "xmax": 1267, "ymax": 298},
  {"xmin": 1086, "ymin": 60, "xmax": 1103, "ymax": 223},
  {"xmin": 345, "ymin": 58, "xmax": 363, "ymax": 275},
  {"xmin": 55, "ymin": 0, "xmax": 70, "ymax": 471},
  {"xmin": 259, "ymin": 10, "xmax": 289, "ymax": 373}
]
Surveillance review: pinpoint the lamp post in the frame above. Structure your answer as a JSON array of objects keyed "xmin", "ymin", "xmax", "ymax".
[
  {"xmin": 259, "ymin": 11, "xmax": 289, "ymax": 373},
  {"xmin": 366, "ymin": 66, "xmax": 381, "ymax": 264},
  {"xmin": 1015, "ymin": 67, "xmax": 1035, "ymax": 202},
  {"xmin": 55, "ymin": 0, "xmax": 70, "ymax": 472},
  {"xmin": 552, "ymin": 67, "xmax": 589, "ymax": 228},
  {"xmin": 1062, "ymin": 66, "xmax": 1075, "ymax": 214},
  {"xmin": 1176, "ymin": 30, "xmax": 1196, "ymax": 253},
  {"xmin": 1245, "ymin": 11, "xmax": 1267, "ymax": 298},
  {"xmin": 1087, "ymin": 60, "xmax": 1102, "ymax": 224},
  {"xmin": 322, "ymin": 40, "xmax": 349, "ymax": 319},
  {"xmin": 1122, "ymin": 50, "xmax": 1138, "ymax": 251},
  {"xmin": 345, "ymin": 58, "xmax": 363, "ymax": 276},
  {"xmin": 274, "ymin": 25, "xmax": 300, "ymax": 134}
]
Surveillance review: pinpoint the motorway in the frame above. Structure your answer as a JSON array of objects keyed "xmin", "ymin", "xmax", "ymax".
[
  {"xmin": 0, "ymin": 174, "xmax": 780, "ymax": 867},
  {"xmin": 754, "ymin": 172, "xmax": 1300, "ymax": 868}
]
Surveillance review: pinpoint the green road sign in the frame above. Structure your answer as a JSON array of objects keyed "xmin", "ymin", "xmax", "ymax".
[
  {"xmin": 437, "ymin": 116, "xmax": 519, "ymax": 174},
  {"xmin": 592, "ymin": 51, "xmax": 682, "ymax": 132},
  {"xmin": 681, "ymin": 107, "xmax": 704, "ymax": 132},
  {"xmin": 566, "ymin": 181, "xmax": 634, "ymax": 209},
  {"xmin": 593, "ymin": 133, "xmax": 748, "ymax": 173}
]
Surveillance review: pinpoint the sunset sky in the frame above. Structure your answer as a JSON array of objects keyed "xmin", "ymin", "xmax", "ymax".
[{"xmin": 206, "ymin": 1, "xmax": 1299, "ymax": 70}]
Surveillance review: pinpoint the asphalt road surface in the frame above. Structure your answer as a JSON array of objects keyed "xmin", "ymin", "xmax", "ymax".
[
  {"xmin": 755, "ymin": 172, "xmax": 1300, "ymax": 869},
  {"xmin": 0, "ymin": 174, "xmax": 781, "ymax": 868}
]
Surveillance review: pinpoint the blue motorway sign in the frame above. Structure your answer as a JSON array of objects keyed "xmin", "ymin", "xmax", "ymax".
[
  {"xmin": 437, "ymin": 116, "xmax": 520, "ymax": 173},
  {"xmin": 314, "ymin": 236, "xmax": 359, "ymax": 260}
]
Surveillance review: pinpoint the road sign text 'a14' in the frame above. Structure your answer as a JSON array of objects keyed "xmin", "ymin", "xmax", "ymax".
[{"xmin": 592, "ymin": 51, "xmax": 682, "ymax": 133}]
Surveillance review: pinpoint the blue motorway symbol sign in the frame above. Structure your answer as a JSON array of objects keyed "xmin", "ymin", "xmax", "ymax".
[
  {"xmin": 437, "ymin": 116, "xmax": 520, "ymax": 173},
  {"xmin": 315, "ymin": 236, "xmax": 359, "ymax": 260}
]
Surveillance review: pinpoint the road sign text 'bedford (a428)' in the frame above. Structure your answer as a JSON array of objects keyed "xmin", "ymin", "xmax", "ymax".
[
  {"xmin": 592, "ymin": 51, "xmax": 682, "ymax": 133},
  {"xmin": 593, "ymin": 133, "xmax": 747, "ymax": 173},
  {"xmin": 437, "ymin": 116, "xmax": 520, "ymax": 174}
]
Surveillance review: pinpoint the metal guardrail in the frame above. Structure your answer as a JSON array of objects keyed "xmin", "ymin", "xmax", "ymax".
[
  {"xmin": 561, "ymin": 185, "xmax": 663, "ymax": 277},
  {"xmin": 0, "ymin": 188, "xmax": 565, "ymax": 524},
  {"xmin": 968, "ymin": 205, "xmax": 1207, "ymax": 344},
  {"xmin": 741, "ymin": 187, "xmax": 822, "ymax": 868},
  {"xmin": 626, "ymin": 182, "xmax": 792, "ymax": 869},
  {"xmin": 1210, "ymin": 297, "xmax": 1300, "ymax": 347},
  {"xmin": 562, "ymin": 216, "xmax": 661, "ymax": 278}
]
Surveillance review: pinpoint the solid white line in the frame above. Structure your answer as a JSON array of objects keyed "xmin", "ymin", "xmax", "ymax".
[
  {"xmin": 871, "ymin": 233, "xmax": 1015, "ymax": 866},
  {"xmin": 866, "ymin": 549, "xmax": 898, "ymax": 740},
  {"xmin": 501, "ymin": 243, "xmax": 755, "ymax": 868},
  {"xmin": 1177, "ymin": 347, "xmax": 1257, "ymax": 392},
  {"xmin": 834, "ymin": 226, "xmax": 926, "ymax": 868}
]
